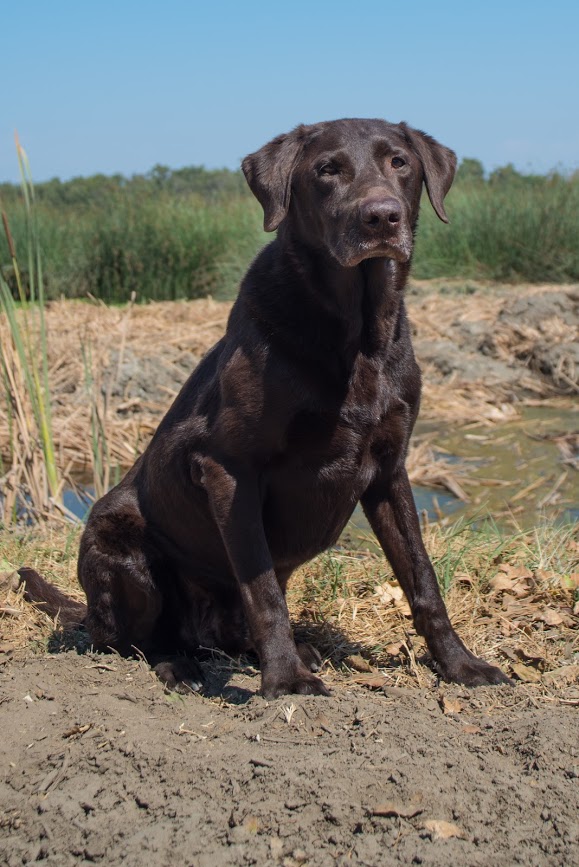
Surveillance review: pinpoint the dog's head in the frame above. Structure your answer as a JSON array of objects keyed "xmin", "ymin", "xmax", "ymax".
[{"xmin": 242, "ymin": 118, "xmax": 456, "ymax": 268}]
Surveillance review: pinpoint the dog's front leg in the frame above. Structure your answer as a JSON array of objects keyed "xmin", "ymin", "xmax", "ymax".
[
  {"xmin": 361, "ymin": 468, "xmax": 510, "ymax": 686},
  {"xmin": 201, "ymin": 456, "xmax": 329, "ymax": 698}
]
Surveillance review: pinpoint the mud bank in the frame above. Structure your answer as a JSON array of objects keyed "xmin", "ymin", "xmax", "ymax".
[{"xmin": 1, "ymin": 653, "xmax": 578, "ymax": 867}]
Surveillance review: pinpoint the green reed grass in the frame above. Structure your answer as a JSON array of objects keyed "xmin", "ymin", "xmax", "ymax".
[
  {"xmin": 0, "ymin": 141, "xmax": 61, "ymax": 521},
  {"xmin": 414, "ymin": 173, "xmax": 579, "ymax": 282},
  {"xmin": 1, "ymin": 189, "xmax": 267, "ymax": 303}
]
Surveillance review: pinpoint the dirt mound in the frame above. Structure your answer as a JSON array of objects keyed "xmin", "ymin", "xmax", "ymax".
[
  {"xmin": 1, "ymin": 653, "xmax": 578, "ymax": 866},
  {"xmin": 411, "ymin": 283, "xmax": 579, "ymax": 396},
  {"xmin": 490, "ymin": 288, "xmax": 579, "ymax": 391}
]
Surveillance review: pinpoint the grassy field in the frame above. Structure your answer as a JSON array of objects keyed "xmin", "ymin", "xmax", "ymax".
[{"xmin": 1, "ymin": 160, "xmax": 578, "ymax": 303}]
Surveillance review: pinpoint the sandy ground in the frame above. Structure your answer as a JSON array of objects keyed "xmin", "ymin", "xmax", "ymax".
[{"xmin": 1, "ymin": 652, "xmax": 578, "ymax": 867}]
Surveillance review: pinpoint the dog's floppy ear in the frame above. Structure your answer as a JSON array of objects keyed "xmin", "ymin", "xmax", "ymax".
[
  {"xmin": 242, "ymin": 126, "xmax": 308, "ymax": 232},
  {"xmin": 400, "ymin": 123, "xmax": 457, "ymax": 223}
]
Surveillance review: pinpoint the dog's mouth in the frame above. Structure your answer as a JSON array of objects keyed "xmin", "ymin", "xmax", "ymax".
[{"xmin": 333, "ymin": 234, "xmax": 412, "ymax": 268}]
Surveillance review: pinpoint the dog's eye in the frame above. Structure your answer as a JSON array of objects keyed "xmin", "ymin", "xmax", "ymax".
[
  {"xmin": 391, "ymin": 157, "xmax": 406, "ymax": 168},
  {"xmin": 318, "ymin": 163, "xmax": 339, "ymax": 176}
]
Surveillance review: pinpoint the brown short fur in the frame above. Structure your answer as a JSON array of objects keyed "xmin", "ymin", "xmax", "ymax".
[{"xmin": 20, "ymin": 119, "xmax": 510, "ymax": 696}]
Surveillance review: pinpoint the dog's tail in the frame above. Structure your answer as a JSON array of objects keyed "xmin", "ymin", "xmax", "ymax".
[{"xmin": 18, "ymin": 567, "xmax": 87, "ymax": 626}]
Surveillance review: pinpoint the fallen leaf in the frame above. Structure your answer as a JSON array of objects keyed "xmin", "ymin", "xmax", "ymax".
[
  {"xmin": 511, "ymin": 582, "xmax": 532, "ymax": 599},
  {"xmin": 514, "ymin": 647, "xmax": 547, "ymax": 669},
  {"xmin": 374, "ymin": 581, "xmax": 402, "ymax": 604},
  {"xmin": 0, "ymin": 570, "xmax": 19, "ymax": 591},
  {"xmin": 498, "ymin": 564, "xmax": 533, "ymax": 581},
  {"xmin": 344, "ymin": 654, "xmax": 374, "ymax": 673},
  {"xmin": 351, "ymin": 673, "xmax": 389, "ymax": 690},
  {"xmin": 374, "ymin": 583, "xmax": 411, "ymax": 616},
  {"xmin": 439, "ymin": 696, "xmax": 463, "ymax": 715},
  {"xmin": 542, "ymin": 664, "xmax": 579, "ymax": 687},
  {"xmin": 511, "ymin": 662, "xmax": 542, "ymax": 684},
  {"xmin": 574, "ymin": 600, "xmax": 579, "ymax": 617},
  {"xmin": 385, "ymin": 642, "xmax": 403, "ymax": 656},
  {"xmin": 372, "ymin": 796, "xmax": 424, "ymax": 819},
  {"xmin": 374, "ymin": 582, "xmax": 404, "ymax": 605},
  {"xmin": 536, "ymin": 608, "xmax": 564, "ymax": 627},
  {"xmin": 500, "ymin": 646, "xmax": 519, "ymax": 663},
  {"xmin": 455, "ymin": 573, "xmax": 474, "ymax": 585},
  {"xmin": 461, "ymin": 724, "xmax": 482, "ymax": 735},
  {"xmin": 563, "ymin": 573, "xmax": 579, "ymax": 590},
  {"xmin": 502, "ymin": 600, "xmax": 539, "ymax": 621},
  {"xmin": 535, "ymin": 569, "xmax": 558, "ymax": 583},
  {"xmin": 394, "ymin": 597, "xmax": 412, "ymax": 617},
  {"xmin": 0, "ymin": 642, "xmax": 17, "ymax": 654},
  {"xmin": 490, "ymin": 574, "xmax": 517, "ymax": 593},
  {"xmin": 422, "ymin": 819, "xmax": 465, "ymax": 841}
]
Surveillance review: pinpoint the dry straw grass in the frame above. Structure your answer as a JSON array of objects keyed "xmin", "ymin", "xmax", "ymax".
[
  {"xmin": 286, "ymin": 520, "xmax": 579, "ymax": 703},
  {"xmin": 1, "ymin": 520, "xmax": 577, "ymax": 704},
  {"xmin": 0, "ymin": 296, "xmax": 229, "ymax": 477},
  {"xmin": 2, "ymin": 283, "xmax": 574, "ymax": 506}
]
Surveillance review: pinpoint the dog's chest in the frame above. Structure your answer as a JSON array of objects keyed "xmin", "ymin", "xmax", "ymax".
[
  {"xmin": 279, "ymin": 361, "xmax": 409, "ymax": 482},
  {"xmin": 262, "ymin": 364, "xmax": 410, "ymax": 565}
]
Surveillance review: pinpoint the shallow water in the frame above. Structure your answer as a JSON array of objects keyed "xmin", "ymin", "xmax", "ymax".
[
  {"xmin": 61, "ymin": 480, "xmax": 462, "ymax": 526},
  {"xmin": 344, "ymin": 405, "xmax": 577, "ymax": 543},
  {"xmin": 427, "ymin": 405, "xmax": 578, "ymax": 526}
]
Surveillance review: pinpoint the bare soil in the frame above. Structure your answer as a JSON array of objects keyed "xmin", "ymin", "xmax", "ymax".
[{"xmin": 1, "ymin": 652, "xmax": 578, "ymax": 867}]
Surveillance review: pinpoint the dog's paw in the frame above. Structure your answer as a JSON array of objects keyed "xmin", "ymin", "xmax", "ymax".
[
  {"xmin": 153, "ymin": 657, "xmax": 204, "ymax": 693},
  {"xmin": 435, "ymin": 653, "xmax": 512, "ymax": 687},
  {"xmin": 261, "ymin": 663, "xmax": 330, "ymax": 699},
  {"xmin": 296, "ymin": 641, "xmax": 323, "ymax": 672}
]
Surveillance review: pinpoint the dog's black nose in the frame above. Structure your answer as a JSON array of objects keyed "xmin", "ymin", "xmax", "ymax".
[{"xmin": 360, "ymin": 197, "xmax": 402, "ymax": 227}]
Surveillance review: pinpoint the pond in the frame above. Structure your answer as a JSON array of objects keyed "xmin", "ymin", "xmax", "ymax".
[{"xmin": 343, "ymin": 405, "xmax": 577, "ymax": 544}]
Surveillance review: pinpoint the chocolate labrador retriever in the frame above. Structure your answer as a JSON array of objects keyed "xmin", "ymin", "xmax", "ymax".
[{"xmin": 20, "ymin": 118, "xmax": 510, "ymax": 696}]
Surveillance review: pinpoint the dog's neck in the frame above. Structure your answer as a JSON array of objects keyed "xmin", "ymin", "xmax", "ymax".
[
  {"xmin": 281, "ymin": 236, "xmax": 411, "ymax": 355},
  {"xmin": 240, "ymin": 235, "xmax": 412, "ymax": 381}
]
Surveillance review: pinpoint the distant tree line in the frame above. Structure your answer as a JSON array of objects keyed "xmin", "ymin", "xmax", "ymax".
[
  {"xmin": 1, "ymin": 158, "xmax": 575, "ymax": 210},
  {"xmin": 0, "ymin": 165, "xmax": 249, "ymax": 210}
]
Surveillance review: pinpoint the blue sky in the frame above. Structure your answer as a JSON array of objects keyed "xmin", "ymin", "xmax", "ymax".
[{"xmin": 1, "ymin": 0, "xmax": 577, "ymax": 183}]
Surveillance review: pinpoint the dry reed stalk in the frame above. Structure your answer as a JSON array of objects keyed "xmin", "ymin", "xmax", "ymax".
[
  {"xmin": 406, "ymin": 438, "xmax": 471, "ymax": 500},
  {"xmin": 0, "ymin": 317, "xmax": 52, "ymax": 522}
]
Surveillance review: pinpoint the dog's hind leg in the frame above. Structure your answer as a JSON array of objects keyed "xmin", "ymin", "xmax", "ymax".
[
  {"xmin": 79, "ymin": 508, "xmax": 160, "ymax": 647},
  {"xmin": 79, "ymin": 508, "xmax": 207, "ymax": 692},
  {"xmin": 80, "ymin": 549, "xmax": 162, "ymax": 656}
]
